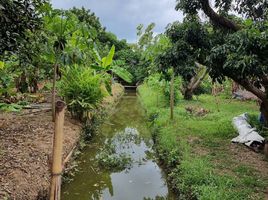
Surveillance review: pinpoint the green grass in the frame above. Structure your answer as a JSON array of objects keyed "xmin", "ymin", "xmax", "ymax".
[{"xmin": 138, "ymin": 83, "xmax": 268, "ymax": 200}]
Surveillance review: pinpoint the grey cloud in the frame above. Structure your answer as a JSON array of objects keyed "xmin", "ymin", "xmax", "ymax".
[{"xmin": 50, "ymin": 0, "xmax": 183, "ymax": 42}]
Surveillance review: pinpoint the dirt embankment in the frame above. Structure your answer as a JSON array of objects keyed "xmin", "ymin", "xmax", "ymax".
[{"xmin": 0, "ymin": 83, "xmax": 124, "ymax": 200}]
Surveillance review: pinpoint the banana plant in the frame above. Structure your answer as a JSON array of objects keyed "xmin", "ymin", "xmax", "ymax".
[{"xmin": 92, "ymin": 45, "xmax": 133, "ymax": 83}]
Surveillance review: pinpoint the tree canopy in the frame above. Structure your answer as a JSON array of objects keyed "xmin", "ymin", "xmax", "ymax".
[
  {"xmin": 174, "ymin": 0, "xmax": 268, "ymax": 120},
  {"xmin": 0, "ymin": 0, "xmax": 47, "ymax": 55}
]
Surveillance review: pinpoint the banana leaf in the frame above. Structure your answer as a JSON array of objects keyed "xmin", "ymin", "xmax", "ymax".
[{"xmin": 112, "ymin": 66, "xmax": 133, "ymax": 83}]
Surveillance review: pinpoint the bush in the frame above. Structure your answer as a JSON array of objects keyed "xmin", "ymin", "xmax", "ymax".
[
  {"xmin": 0, "ymin": 60, "xmax": 17, "ymax": 98},
  {"xmin": 194, "ymin": 76, "xmax": 213, "ymax": 95},
  {"xmin": 58, "ymin": 65, "xmax": 104, "ymax": 120},
  {"xmin": 146, "ymin": 73, "xmax": 183, "ymax": 106}
]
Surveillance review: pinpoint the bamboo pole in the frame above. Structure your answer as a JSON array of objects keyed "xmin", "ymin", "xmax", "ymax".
[
  {"xmin": 50, "ymin": 101, "xmax": 66, "ymax": 200},
  {"xmin": 170, "ymin": 68, "xmax": 174, "ymax": 120}
]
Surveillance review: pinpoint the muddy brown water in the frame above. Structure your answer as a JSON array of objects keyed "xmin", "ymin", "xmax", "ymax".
[{"xmin": 62, "ymin": 92, "xmax": 175, "ymax": 200}]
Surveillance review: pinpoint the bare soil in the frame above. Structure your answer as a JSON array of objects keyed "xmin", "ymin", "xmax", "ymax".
[
  {"xmin": 0, "ymin": 109, "xmax": 81, "ymax": 200},
  {"xmin": 0, "ymin": 83, "xmax": 124, "ymax": 200}
]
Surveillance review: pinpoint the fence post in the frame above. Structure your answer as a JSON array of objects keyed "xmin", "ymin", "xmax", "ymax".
[{"xmin": 50, "ymin": 100, "xmax": 66, "ymax": 200}]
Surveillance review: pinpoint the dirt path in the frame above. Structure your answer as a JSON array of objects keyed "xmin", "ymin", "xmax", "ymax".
[{"xmin": 0, "ymin": 84, "xmax": 124, "ymax": 200}]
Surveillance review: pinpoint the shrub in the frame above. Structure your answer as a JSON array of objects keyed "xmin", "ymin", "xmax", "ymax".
[
  {"xmin": 58, "ymin": 65, "xmax": 104, "ymax": 120},
  {"xmin": 146, "ymin": 73, "xmax": 183, "ymax": 106}
]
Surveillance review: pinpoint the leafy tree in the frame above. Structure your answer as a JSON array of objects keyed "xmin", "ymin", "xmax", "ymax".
[
  {"xmin": 157, "ymin": 17, "xmax": 210, "ymax": 99},
  {"xmin": 69, "ymin": 6, "xmax": 129, "ymax": 55},
  {"xmin": 98, "ymin": 32, "xmax": 129, "ymax": 56},
  {"xmin": 142, "ymin": 34, "xmax": 171, "ymax": 67},
  {"xmin": 0, "ymin": 58, "xmax": 18, "ymax": 99},
  {"xmin": 120, "ymin": 23, "xmax": 170, "ymax": 84},
  {"xmin": 15, "ymin": 30, "xmax": 48, "ymax": 93},
  {"xmin": 115, "ymin": 49, "xmax": 149, "ymax": 83},
  {"xmin": 69, "ymin": 7, "xmax": 103, "ymax": 33},
  {"xmin": 136, "ymin": 23, "xmax": 156, "ymax": 50},
  {"xmin": 0, "ymin": 0, "xmax": 47, "ymax": 55},
  {"xmin": 175, "ymin": 0, "xmax": 268, "ymax": 121}
]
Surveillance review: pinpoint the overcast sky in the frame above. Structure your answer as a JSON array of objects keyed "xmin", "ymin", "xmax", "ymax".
[{"xmin": 50, "ymin": 0, "xmax": 184, "ymax": 43}]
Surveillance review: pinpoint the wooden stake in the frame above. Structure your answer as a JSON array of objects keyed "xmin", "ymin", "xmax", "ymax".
[
  {"xmin": 170, "ymin": 68, "xmax": 175, "ymax": 120},
  {"xmin": 50, "ymin": 101, "xmax": 66, "ymax": 200}
]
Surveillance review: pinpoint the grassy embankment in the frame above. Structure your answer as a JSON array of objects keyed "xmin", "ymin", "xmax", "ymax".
[{"xmin": 138, "ymin": 83, "xmax": 268, "ymax": 200}]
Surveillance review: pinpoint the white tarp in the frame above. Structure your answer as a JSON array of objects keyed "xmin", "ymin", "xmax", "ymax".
[{"xmin": 232, "ymin": 113, "xmax": 265, "ymax": 147}]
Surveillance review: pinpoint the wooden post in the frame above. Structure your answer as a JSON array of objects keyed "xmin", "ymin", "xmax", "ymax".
[
  {"xmin": 50, "ymin": 101, "xmax": 66, "ymax": 200},
  {"xmin": 170, "ymin": 68, "xmax": 174, "ymax": 120}
]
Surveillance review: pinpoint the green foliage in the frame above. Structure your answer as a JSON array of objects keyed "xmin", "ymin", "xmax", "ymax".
[
  {"xmin": 138, "ymin": 83, "xmax": 268, "ymax": 199},
  {"xmin": 157, "ymin": 17, "xmax": 210, "ymax": 82},
  {"xmin": 174, "ymin": 0, "xmax": 268, "ymax": 120},
  {"xmin": 0, "ymin": 103, "xmax": 22, "ymax": 112},
  {"xmin": 92, "ymin": 45, "xmax": 133, "ymax": 83},
  {"xmin": 1, "ymin": 3, "xmax": 137, "ymax": 102},
  {"xmin": 143, "ymin": 34, "xmax": 171, "ymax": 65},
  {"xmin": 145, "ymin": 74, "xmax": 183, "ymax": 105},
  {"xmin": 115, "ymin": 49, "xmax": 149, "ymax": 83},
  {"xmin": 112, "ymin": 65, "xmax": 133, "ymax": 83},
  {"xmin": 0, "ymin": 58, "xmax": 18, "ymax": 97},
  {"xmin": 193, "ymin": 75, "xmax": 212, "ymax": 95},
  {"xmin": 208, "ymin": 22, "xmax": 268, "ymax": 85},
  {"xmin": 98, "ymin": 31, "xmax": 129, "ymax": 55},
  {"xmin": 0, "ymin": 0, "xmax": 47, "ymax": 55},
  {"xmin": 58, "ymin": 65, "xmax": 103, "ymax": 120},
  {"xmin": 69, "ymin": 7, "xmax": 103, "ymax": 33},
  {"xmin": 136, "ymin": 23, "xmax": 156, "ymax": 50},
  {"xmin": 101, "ymin": 45, "xmax": 115, "ymax": 68}
]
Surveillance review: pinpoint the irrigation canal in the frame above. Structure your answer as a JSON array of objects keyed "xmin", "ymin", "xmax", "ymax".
[{"xmin": 62, "ymin": 91, "xmax": 175, "ymax": 200}]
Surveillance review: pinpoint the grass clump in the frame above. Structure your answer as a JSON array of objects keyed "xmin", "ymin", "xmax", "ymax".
[{"xmin": 138, "ymin": 82, "xmax": 268, "ymax": 200}]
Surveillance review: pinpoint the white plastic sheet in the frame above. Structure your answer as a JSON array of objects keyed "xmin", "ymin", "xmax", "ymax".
[{"xmin": 232, "ymin": 113, "xmax": 265, "ymax": 147}]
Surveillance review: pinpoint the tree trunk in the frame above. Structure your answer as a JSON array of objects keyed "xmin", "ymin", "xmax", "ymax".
[
  {"xmin": 234, "ymin": 78, "xmax": 268, "ymax": 125},
  {"xmin": 200, "ymin": 0, "xmax": 240, "ymax": 31},
  {"xmin": 52, "ymin": 63, "xmax": 57, "ymax": 122},
  {"xmin": 17, "ymin": 71, "xmax": 28, "ymax": 93},
  {"xmin": 183, "ymin": 64, "xmax": 208, "ymax": 100},
  {"xmin": 261, "ymin": 101, "xmax": 268, "ymax": 126},
  {"xmin": 184, "ymin": 89, "xmax": 193, "ymax": 100}
]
